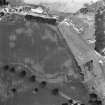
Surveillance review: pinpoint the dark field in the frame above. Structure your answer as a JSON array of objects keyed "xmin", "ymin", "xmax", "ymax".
[
  {"xmin": 95, "ymin": 6, "xmax": 105, "ymax": 55},
  {"xmin": 0, "ymin": 14, "xmax": 90, "ymax": 105}
]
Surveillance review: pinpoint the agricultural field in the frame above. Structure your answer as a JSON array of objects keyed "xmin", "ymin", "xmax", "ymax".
[
  {"xmin": 0, "ymin": 13, "xmax": 91, "ymax": 105},
  {"xmin": 0, "ymin": 0, "xmax": 104, "ymax": 105}
]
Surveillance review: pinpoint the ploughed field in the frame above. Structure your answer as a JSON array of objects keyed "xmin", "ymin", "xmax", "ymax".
[{"xmin": 0, "ymin": 14, "xmax": 90, "ymax": 105}]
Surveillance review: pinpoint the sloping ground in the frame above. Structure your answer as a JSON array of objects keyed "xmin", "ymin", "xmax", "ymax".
[
  {"xmin": 22, "ymin": 0, "xmax": 101, "ymax": 13},
  {"xmin": 0, "ymin": 14, "xmax": 90, "ymax": 105}
]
